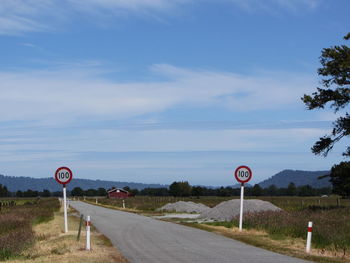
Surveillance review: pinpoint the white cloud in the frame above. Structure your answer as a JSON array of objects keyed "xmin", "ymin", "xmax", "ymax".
[
  {"xmin": 0, "ymin": 0, "xmax": 189, "ymax": 35},
  {"xmin": 0, "ymin": 64, "xmax": 315, "ymax": 122},
  {"xmin": 0, "ymin": 0, "xmax": 320, "ymax": 35},
  {"xmin": 225, "ymin": 0, "xmax": 320, "ymax": 13}
]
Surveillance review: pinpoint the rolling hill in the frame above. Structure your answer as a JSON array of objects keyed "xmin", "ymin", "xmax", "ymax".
[
  {"xmin": 0, "ymin": 174, "xmax": 166, "ymax": 192},
  {"xmin": 258, "ymin": 169, "xmax": 331, "ymax": 188}
]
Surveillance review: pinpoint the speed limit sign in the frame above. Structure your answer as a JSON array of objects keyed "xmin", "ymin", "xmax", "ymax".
[
  {"xmin": 55, "ymin": 167, "xmax": 73, "ymax": 185},
  {"xmin": 234, "ymin": 165, "xmax": 252, "ymax": 184}
]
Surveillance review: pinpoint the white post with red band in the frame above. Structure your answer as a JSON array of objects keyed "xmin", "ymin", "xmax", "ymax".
[
  {"xmin": 86, "ymin": 215, "xmax": 91, "ymax": 251},
  {"xmin": 306, "ymin": 221, "xmax": 313, "ymax": 253}
]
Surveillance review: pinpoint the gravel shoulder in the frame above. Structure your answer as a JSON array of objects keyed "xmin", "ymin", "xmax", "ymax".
[{"xmin": 70, "ymin": 201, "xmax": 310, "ymax": 263}]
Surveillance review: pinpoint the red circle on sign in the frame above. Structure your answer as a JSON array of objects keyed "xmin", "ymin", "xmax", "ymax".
[
  {"xmin": 234, "ymin": 165, "xmax": 252, "ymax": 184},
  {"xmin": 55, "ymin": 167, "xmax": 73, "ymax": 185}
]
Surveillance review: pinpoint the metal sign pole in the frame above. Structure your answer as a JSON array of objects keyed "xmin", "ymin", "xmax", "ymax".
[
  {"xmin": 63, "ymin": 184, "xmax": 68, "ymax": 233},
  {"xmin": 239, "ymin": 183, "xmax": 244, "ymax": 231}
]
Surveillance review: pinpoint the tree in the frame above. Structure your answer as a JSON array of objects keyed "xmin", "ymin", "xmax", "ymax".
[
  {"xmin": 286, "ymin": 182, "xmax": 297, "ymax": 196},
  {"xmin": 266, "ymin": 185, "xmax": 278, "ymax": 196},
  {"xmin": 41, "ymin": 189, "xmax": 51, "ymax": 197},
  {"xmin": 329, "ymin": 162, "xmax": 350, "ymax": 196},
  {"xmin": 169, "ymin": 181, "xmax": 192, "ymax": 197},
  {"xmin": 298, "ymin": 185, "xmax": 315, "ymax": 196},
  {"xmin": 0, "ymin": 184, "xmax": 9, "ymax": 197},
  {"xmin": 191, "ymin": 186, "xmax": 203, "ymax": 198},
  {"xmin": 71, "ymin": 187, "xmax": 84, "ymax": 196},
  {"xmin": 97, "ymin": 187, "xmax": 107, "ymax": 196},
  {"xmin": 252, "ymin": 184, "xmax": 263, "ymax": 196},
  {"xmin": 302, "ymin": 33, "xmax": 350, "ymax": 157}
]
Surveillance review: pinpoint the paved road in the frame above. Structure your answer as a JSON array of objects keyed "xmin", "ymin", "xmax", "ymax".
[{"xmin": 70, "ymin": 201, "xmax": 310, "ymax": 263}]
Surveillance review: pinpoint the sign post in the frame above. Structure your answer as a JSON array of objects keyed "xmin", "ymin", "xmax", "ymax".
[
  {"xmin": 234, "ymin": 165, "xmax": 252, "ymax": 231},
  {"xmin": 55, "ymin": 167, "xmax": 73, "ymax": 233}
]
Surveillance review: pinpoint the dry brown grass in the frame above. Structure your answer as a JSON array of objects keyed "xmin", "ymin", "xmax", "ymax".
[
  {"xmin": 187, "ymin": 223, "xmax": 348, "ymax": 263},
  {"xmin": 7, "ymin": 207, "xmax": 128, "ymax": 263}
]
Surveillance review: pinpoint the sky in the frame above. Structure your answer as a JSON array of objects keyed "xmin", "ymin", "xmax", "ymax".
[{"xmin": 0, "ymin": 0, "xmax": 349, "ymax": 186}]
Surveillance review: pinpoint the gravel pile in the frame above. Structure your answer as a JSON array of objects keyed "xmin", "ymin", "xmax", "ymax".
[
  {"xmin": 157, "ymin": 201, "xmax": 210, "ymax": 213},
  {"xmin": 199, "ymin": 199, "xmax": 281, "ymax": 221}
]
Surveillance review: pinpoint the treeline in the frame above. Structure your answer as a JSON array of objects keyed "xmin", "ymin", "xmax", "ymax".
[
  {"xmin": 137, "ymin": 181, "xmax": 332, "ymax": 197},
  {"xmin": 0, "ymin": 182, "xmax": 332, "ymax": 198}
]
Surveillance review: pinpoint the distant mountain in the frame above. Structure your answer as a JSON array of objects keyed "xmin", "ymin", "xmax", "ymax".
[
  {"xmin": 258, "ymin": 169, "xmax": 331, "ymax": 188},
  {"xmin": 0, "ymin": 174, "xmax": 167, "ymax": 192}
]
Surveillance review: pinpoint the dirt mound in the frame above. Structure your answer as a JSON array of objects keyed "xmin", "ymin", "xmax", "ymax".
[
  {"xmin": 157, "ymin": 201, "xmax": 210, "ymax": 213},
  {"xmin": 199, "ymin": 199, "xmax": 281, "ymax": 221}
]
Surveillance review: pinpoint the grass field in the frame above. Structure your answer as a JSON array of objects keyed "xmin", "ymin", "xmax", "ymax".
[
  {"xmin": 0, "ymin": 198, "xmax": 60, "ymax": 260},
  {"xmin": 85, "ymin": 195, "xmax": 350, "ymax": 212}
]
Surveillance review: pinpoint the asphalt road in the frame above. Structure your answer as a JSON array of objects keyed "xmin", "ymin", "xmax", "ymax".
[{"xmin": 70, "ymin": 201, "xmax": 310, "ymax": 263}]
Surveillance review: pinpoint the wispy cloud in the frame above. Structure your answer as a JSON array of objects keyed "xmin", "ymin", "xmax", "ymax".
[
  {"xmin": 225, "ymin": 0, "xmax": 321, "ymax": 13},
  {"xmin": 0, "ymin": 64, "xmax": 315, "ymax": 122},
  {"xmin": 0, "ymin": 0, "xmax": 320, "ymax": 35},
  {"xmin": 0, "ymin": 0, "xmax": 189, "ymax": 35}
]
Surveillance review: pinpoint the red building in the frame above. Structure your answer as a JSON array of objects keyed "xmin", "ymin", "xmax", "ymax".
[{"xmin": 107, "ymin": 188, "xmax": 134, "ymax": 199}]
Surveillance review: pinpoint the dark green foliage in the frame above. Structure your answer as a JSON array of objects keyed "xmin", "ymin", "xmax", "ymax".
[
  {"xmin": 139, "ymin": 187, "xmax": 169, "ymax": 196},
  {"xmin": 266, "ymin": 185, "xmax": 278, "ymax": 196},
  {"xmin": 40, "ymin": 189, "xmax": 51, "ymax": 197},
  {"xmin": 252, "ymin": 184, "xmax": 263, "ymax": 196},
  {"xmin": 302, "ymin": 33, "xmax": 350, "ymax": 157},
  {"xmin": 191, "ymin": 186, "xmax": 204, "ymax": 197},
  {"xmin": 71, "ymin": 187, "xmax": 84, "ymax": 196},
  {"xmin": 169, "ymin": 181, "xmax": 192, "ymax": 197},
  {"xmin": 286, "ymin": 182, "xmax": 297, "ymax": 196},
  {"xmin": 22, "ymin": 189, "xmax": 38, "ymax": 197},
  {"xmin": 15, "ymin": 191, "xmax": 23, "ymax": 198},
  {"xmin": 0, "ymin": 184, "xmax": 9, "ymax": 197},
  {"xmin": 70, "ymin": 187, "xmax": 107, "ymax": 197},
  {"xmin": 330, "ymin": 161, "xmax": 350, "ymax": 197}
]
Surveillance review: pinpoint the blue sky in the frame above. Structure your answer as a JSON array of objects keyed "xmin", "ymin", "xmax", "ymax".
[{"xmin": 0, "ymin": 0, "xmax": 349, "ymax": 186}]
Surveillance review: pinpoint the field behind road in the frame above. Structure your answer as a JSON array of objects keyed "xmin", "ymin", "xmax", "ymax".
[
  {"xmin": 87, "ymin": 195, "xmax": 350, "ymax": 212},
  {"xmin": 71, "ymin": 200, "xmax": 310, "ymax": 263}
]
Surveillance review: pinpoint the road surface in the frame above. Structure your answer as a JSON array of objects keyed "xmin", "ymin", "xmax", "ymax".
[{"xmin": 70, "ymin": 201, "xmax": 310, "ymax": 263}]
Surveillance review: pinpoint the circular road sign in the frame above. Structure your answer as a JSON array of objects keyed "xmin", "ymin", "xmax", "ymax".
[
  {"xmin": 55, "ymin": 167, "xmax": 73, "ymax": 185},
  {"xmin": 234, "ymin": 165, "xmax": 252, "ymax": 184}
]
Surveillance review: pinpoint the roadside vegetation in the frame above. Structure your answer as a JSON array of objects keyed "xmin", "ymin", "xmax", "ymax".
[
  {"xmin": 0, "ymin": 198, "xmax": 59, "ymax": 260},
  {"xmin": 206, "ymin": 206, "xmax": 350, "ymax": 260},
  {"xmin": 6, "ymin": 207, "xmax": 128, "ymax": 263}
]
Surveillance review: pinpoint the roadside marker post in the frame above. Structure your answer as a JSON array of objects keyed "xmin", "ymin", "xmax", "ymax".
[
  {"xmin": 234, "ymin": 165, "xmax": 252, "ymax": 232},
  {"xmin": 77, "ymin": 214, "xmax": 84, "ymax": 241},
  {"xmin": 306, "ymin": 221, "xmax": 313, "ymax": 253},
  {"xmin": 86, "ymin": 215, "xmax": 91, "ymax": 251},
  {"xmin": 122, "ymin": 199, "xmax": 125, "ymax": 209},
  {"xmin": 55, "ymin": 167, "xmax": 73, "ymax": 233}
]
